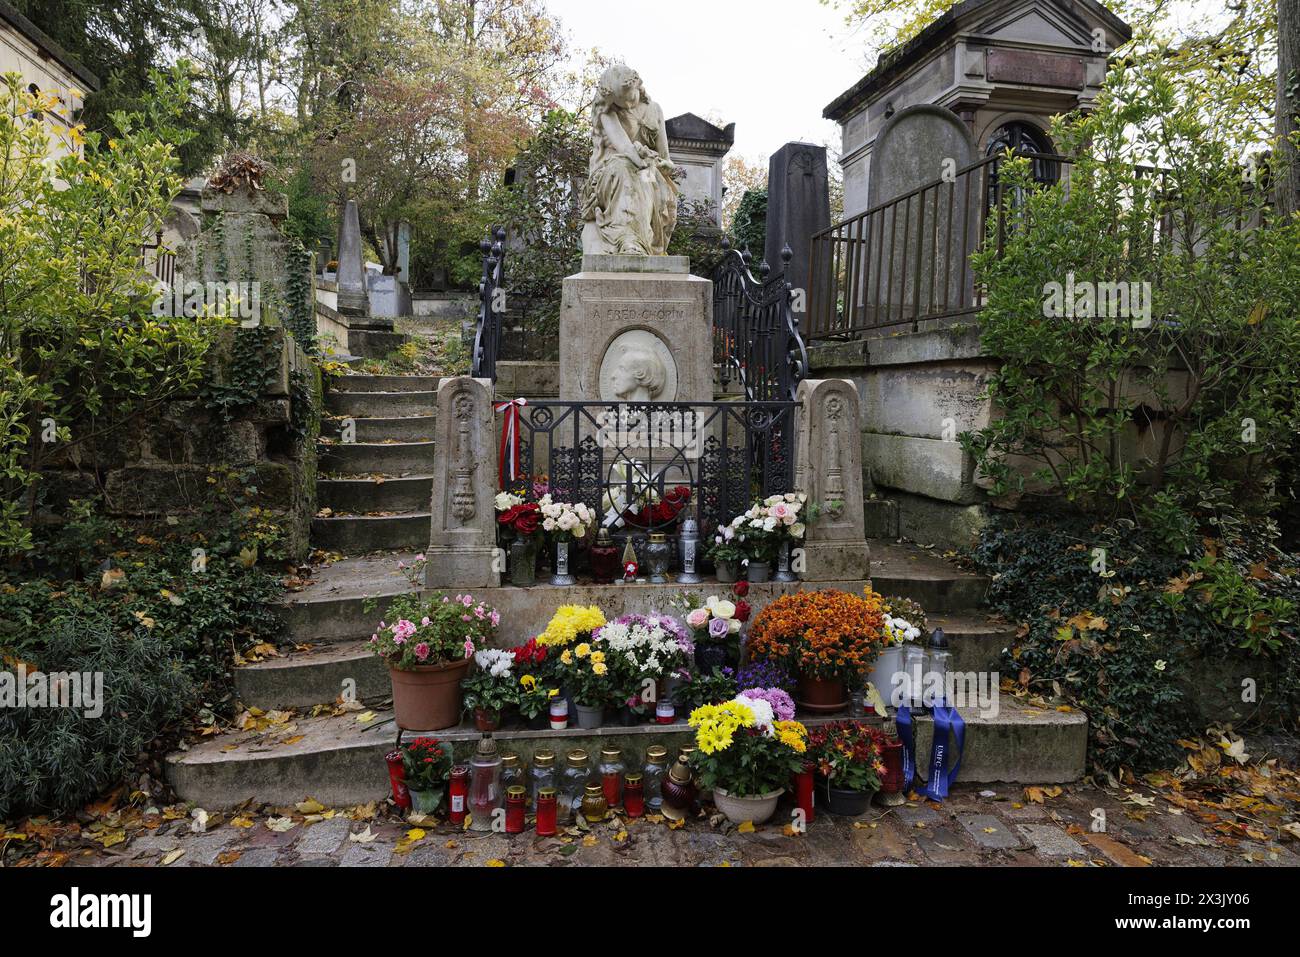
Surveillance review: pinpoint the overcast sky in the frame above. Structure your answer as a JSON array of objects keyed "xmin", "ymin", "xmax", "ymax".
[
  {"xmin": 543, "ymin": 0, "xmax": 1229, "ymax": 166},
  {"xmin": 545, "ymin": 0, "xmax": 873, "ymax": 163}
]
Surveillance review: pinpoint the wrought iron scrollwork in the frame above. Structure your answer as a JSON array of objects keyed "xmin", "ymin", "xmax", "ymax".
[
  {"xmin": 470, "ymin": 225, "xmax": 507, "ymax": 380},
  {"xmin": 500, "ymin": 399, "xmax": 798, "ymax": 537},
  {"xmin": 711, "ymin": 237, "xmax": 808, "ymax": 403}
]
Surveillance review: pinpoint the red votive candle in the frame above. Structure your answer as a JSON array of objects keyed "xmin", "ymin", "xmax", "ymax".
[
  {"xmin": 793, "ymin": 763, "xmax": 815, "ymax": 823},
  {"xmin": 385, "ymin": 749, "xmax": 411, "ymax": 809},
  {"xmin": 535, "ymin": 788, "xmax": 558, "ymax": 836},
  {"xmin": 623, "ymin": 773, "xmax": 645, "ymax": 818},
  {"xmin": 448, "ymin": 764, "xmax": 469, "ymax": 826},
  {"xmin": 505, "ymin": 786, "xmax": 526, "ymax": 834}
]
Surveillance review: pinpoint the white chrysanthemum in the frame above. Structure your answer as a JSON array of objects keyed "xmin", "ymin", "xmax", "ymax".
[{"xmin": 734, "ymin": 694, "xmax": 776, "ymax": 735}]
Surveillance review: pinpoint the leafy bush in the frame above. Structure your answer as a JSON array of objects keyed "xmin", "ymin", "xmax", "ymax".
[
  {"xmin": 0, "ymin": 614, "xmax": 195, "ymax": 818},
  {"xmin": 971, "ymin": 514, "xmax": 1300, "ymax": 777},
  {"xmin": 966, "ymin": 59, "xmax": 1300, "ymax": 528},
  {"xmin": 4, "ymin": 507, "xmax": 286, "ymax": 708},
  {"xmin": 0, "ymin": 69, "xmax": 227, "ymax": 555},
  {"xmin": 729, "ymin": 187, "xmax": 766, "ymax": 258}
]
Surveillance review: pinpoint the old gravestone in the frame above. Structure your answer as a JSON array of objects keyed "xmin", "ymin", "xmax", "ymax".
[
  {"xmin": 865, "ymin": 105, "xmax": 977, "ymax": 321},
  {"xmin": 765, "ymin": 142, "xmax": 830, "ymax": 294}
]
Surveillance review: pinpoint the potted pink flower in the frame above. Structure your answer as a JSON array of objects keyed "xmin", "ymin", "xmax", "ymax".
[{"xmin": 369, "ymin": 590, "xmax": 500, "ymax": 730}]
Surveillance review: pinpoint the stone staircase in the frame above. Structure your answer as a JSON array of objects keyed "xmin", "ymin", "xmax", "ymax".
[
  {"xmin": 314, "ymin": 374, "xmax": 439, "ymax": 553},
  {"xmin": 170, "ymin": 522, "xmax": 1089, "ymax": 806}
]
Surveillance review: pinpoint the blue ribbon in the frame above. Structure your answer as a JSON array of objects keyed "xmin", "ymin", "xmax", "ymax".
[
  {"xmin": 895, "ymin": 705, "xmax": 917, "ymax": 795},
  {"xmin": 920, "ymin": 705, "xmax": 966, "ymax": 802}
]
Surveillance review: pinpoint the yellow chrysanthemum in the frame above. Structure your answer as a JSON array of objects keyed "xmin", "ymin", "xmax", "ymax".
[
  {"xmin": 778, "ymin": 730, "xmax": 807, "ymax": 753},
  {"xmin": 536, "ymin": 605, "xmax": 607, "ymax": 646}
]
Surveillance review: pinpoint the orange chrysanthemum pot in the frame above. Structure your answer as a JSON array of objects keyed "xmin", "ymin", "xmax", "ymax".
[{"xmin": 796, "ymin": 673, "xmax": 849, "ymax": 714}]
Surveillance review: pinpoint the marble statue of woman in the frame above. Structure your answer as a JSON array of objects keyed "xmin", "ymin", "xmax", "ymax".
[{"xmin": 582, "ymin": 64, "xmax": 679, "ymax": 256}]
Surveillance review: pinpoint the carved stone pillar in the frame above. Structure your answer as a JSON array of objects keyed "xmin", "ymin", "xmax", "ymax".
[
  {"xmin": 793, "ymin": 378, "xmax": 871, "ymax": 580},
  {"xmin": 427, "ymin": 376, "xmax": 500, "ymax": 588}
]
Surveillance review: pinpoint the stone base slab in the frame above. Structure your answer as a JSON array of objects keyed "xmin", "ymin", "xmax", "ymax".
[
  {"xmin": 800, "ymin": 539, "xmax": 871, "ymax": 581},
  {"xmin": 425, "ymin": 544, "xmax": 500, "ymax": 589},
  {"xmin": 418, "ymin": 578, "xmax": 871, "ymax": 647},
  {"xmin": 581, "ymin": 254, "xmax": 688, "ymax": 274},
  {"xmin": 167, "ymin": 697, "xmax": 1086, "ymax": 808}
]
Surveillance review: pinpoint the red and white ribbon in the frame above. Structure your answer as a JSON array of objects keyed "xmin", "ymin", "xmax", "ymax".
[{"xmin": 494, "ymin": 397, "xmax": 528, "ymax": 488}]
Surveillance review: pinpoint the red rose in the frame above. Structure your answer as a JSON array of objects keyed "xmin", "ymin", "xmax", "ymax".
[
  {"xmin": 515, "ymin": 511, "xmax": 540, "ymax": 535},
  {"xmin": 732, "ymin": 580, "xmax": 749, "ymax": 597},
  {"xmin": 735, "ymin": 599, "xmax": 752, "ymax": 622},
  {"xmin": 664, "ymin": 485, "xmax": 691, "ymax": 508},
  {"xmin": 498, "ymin": 504, "xmax": 523, "ymax": 525}
]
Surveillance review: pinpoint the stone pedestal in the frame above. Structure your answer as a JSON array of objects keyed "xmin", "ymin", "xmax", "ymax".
[
  {"xmin": 426, "ymin": 377, "xmax": 500, "ymax": 589},
  {"xmin": 559, "ymin": 257, "xmax": 711, "ymax": 405},
  {"xmin": 794, "ymin": 378, "xmax": 871, "ymax": 580}
]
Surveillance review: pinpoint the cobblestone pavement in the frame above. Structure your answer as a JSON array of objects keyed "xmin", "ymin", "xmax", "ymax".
[{"xmin": 30, "ymin": 782, "xmax": 1298, "ymax": 868}]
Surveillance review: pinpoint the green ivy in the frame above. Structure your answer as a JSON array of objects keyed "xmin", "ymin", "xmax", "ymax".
[
  {"xmin": 200, "ymin": 325, "xmax": 281, "ymax": 422},
  {"xmin": 970, "ymin": 513, "xmax": 1300, "ymax": 777}
]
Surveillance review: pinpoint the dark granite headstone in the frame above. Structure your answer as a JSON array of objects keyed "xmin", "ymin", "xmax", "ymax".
[{"xmin": 764, "ymin": 142, "xmax": 830, "ymax": 294}]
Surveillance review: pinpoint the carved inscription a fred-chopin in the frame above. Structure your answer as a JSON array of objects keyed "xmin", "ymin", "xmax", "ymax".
[{"xmin": 585, "ymin": 301, "xmax": 687, "ymax": 325}]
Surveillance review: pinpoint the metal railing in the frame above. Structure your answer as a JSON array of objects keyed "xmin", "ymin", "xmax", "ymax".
[
  {"xmin": 139, "ymin": 230, "xmax": 176, "ymax": 286},
  {"xmin": 807, "ymin": 151, "xmax": 1070, "ymax": 339},
  {"xmin": 500, "ymin": 399, "xmax": 798, "ymax": 535},
  {"xmin": 711, "ymin": 239, "xmax": 808, "ymax": 401},
  {"xmin": 470, "ymin": 225, "xmax": 507, "ymax": 379}
]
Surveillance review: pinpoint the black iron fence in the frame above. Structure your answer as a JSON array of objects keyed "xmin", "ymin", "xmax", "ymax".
[
  {"xmin": 807, "ymin": 151, "xmax": 1071, "ymax": 339},
  {"xmin": 139, "ymin": 230, "xmax": 176, "ymax": 286},
  {"xmin": 471, "ymin": 225, "xmax": 507, "ymax": 379},
  {"xmin": 711, "ymin": 240, "xmax": 808, "ymax": 401},
  {"xmin": 500, "ymin": 399, "xmax": 797, "ymax": 536}
]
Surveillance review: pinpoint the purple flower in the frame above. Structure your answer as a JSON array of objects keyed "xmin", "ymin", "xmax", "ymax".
[
  {"xmin": 707, "ymin": 617, "xmax": 729, "ymax": 639},
  {"xmin": 736, "ymin": 659, "xmax": 794, "ymax": 693},
  {"xmin": 739, "ymin": 686, "xmax": 796, "ymax": 722}
]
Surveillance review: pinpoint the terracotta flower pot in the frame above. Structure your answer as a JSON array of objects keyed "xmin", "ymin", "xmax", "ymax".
[
  {"xmin": 389, "ymin": 657, "xmax": 471, "ymax": 730},
  {"xmin": 796, "ymin": 673, "xmax": 848, "ymax": 714},
  {"xmin": 712, "ymin": 786, "xmax": 783, "ymax": 825}
]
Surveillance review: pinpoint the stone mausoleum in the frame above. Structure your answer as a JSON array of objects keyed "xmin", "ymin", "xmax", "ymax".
[{"xmin": 826, "ymin": 0, "xmax": 1131, "ymax": 218}]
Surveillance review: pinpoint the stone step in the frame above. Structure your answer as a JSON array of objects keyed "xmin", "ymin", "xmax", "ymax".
[
  {"xmin": 322, "ymin": 414, "xmax": 437, "ymax": 443},
  {"xmin": 278, "ymin": 553, "xmax": 419, "ymax": 643},
  {"xmin": 317, "ymin": 440, "xmax": 436, "ymax": 475},
  {"xmin": 330, "ymin": 374, "xmax": 442, "ymax": 394},
  {"xmin": 869, "ymin": 542, "xmax": 989, "ymax": 614},
  {"xmin": 317, "ymin": 475, "xmax": 434, "ymax": 514},
  {"xmin": 167, "ymin": 697, "xmax": 1086, "ymax": 808},
  {"xmin": 311, "ymin": 513, "xmax": 429, "ymax": 553},
  {"xmin": 243, "ymin": 614, "xmax": 1014, "ymax": 714},
  {"xmin": 348, "ymin": 328, "xmax": 407, "ymax": 359},
  {"xmin": 325, "ymin": 390, "xmax": 437, "ymax": 418},
  {"xmin": 929, "ymin": 613, "xmax": 1018, "ymax": 674},
  {"xmin": 235, "ymin": 641, "xmax": 389, "ymax": 711}
]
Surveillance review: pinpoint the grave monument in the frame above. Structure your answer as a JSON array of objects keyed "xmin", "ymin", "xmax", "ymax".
[{"xmin": 560, "ymin": 63, "xmax": 711, "ymax": 406}]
